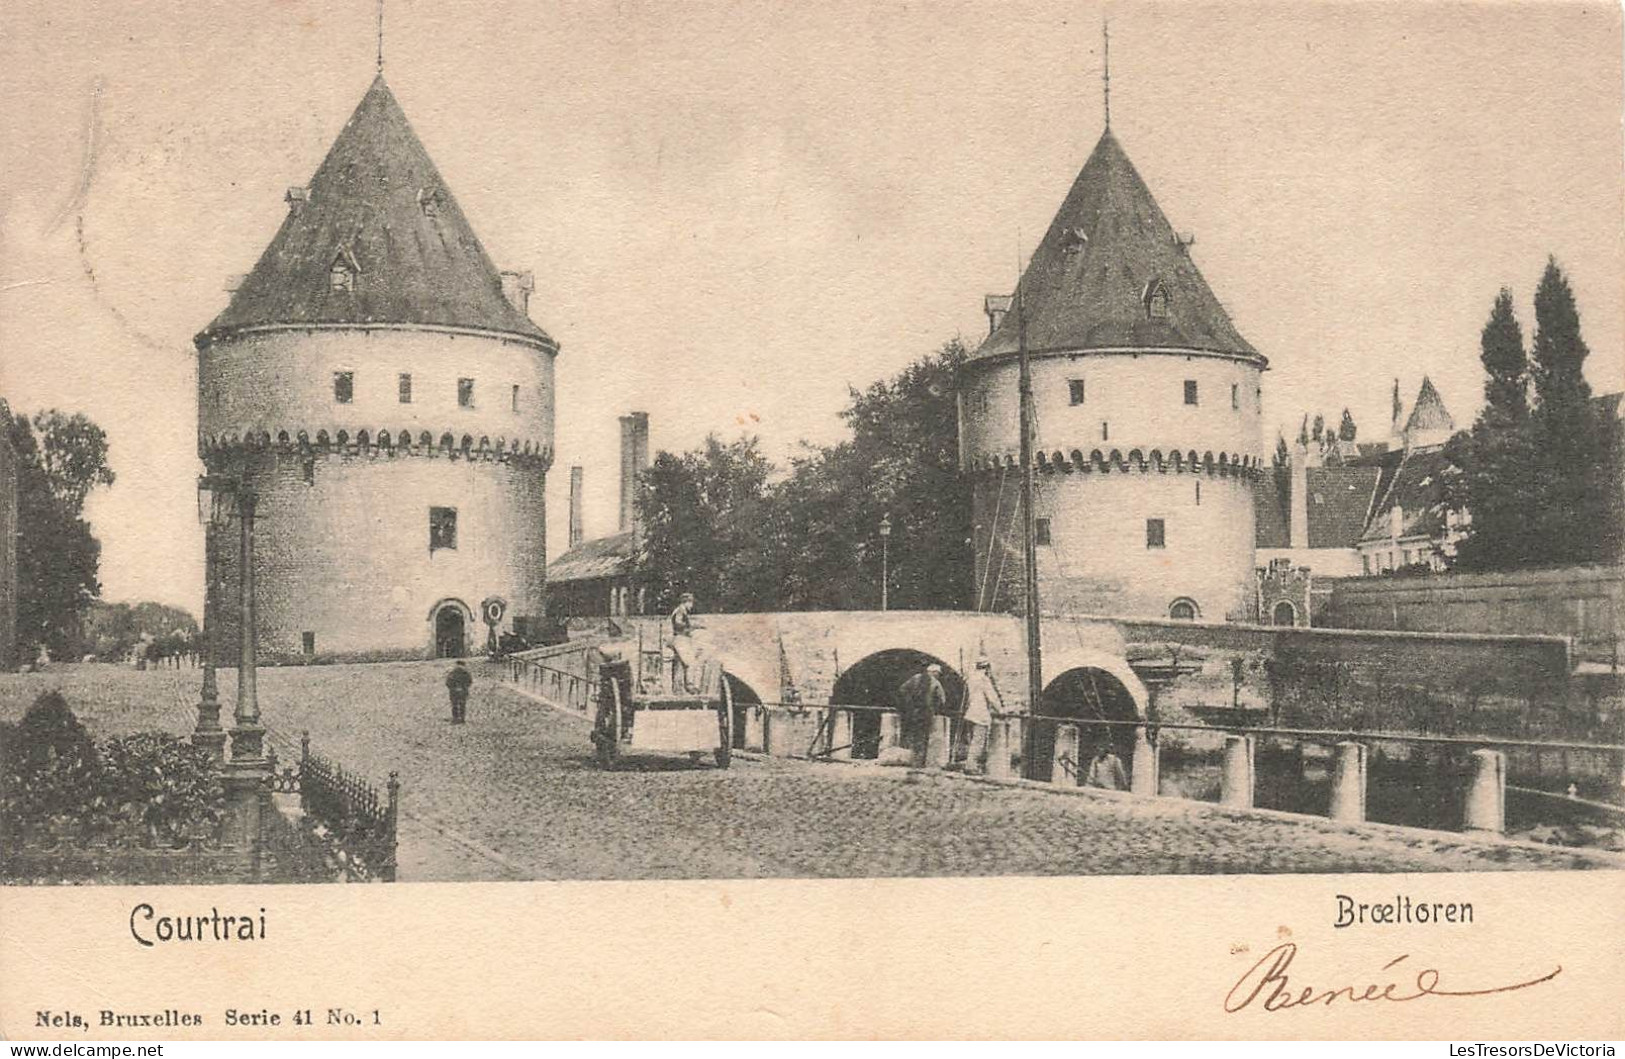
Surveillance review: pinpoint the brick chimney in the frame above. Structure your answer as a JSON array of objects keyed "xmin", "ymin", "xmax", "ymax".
[
  {"xmin": 1289, "ymin": 440, "xmax": 1310, "ymax": 549},
  {"xmin": 618, "ymin": 412, "xmax": 650, "ymax": 537},
  {"xmin": 568, "ymin": 465, "xmax": 584, "ymax": 549}
]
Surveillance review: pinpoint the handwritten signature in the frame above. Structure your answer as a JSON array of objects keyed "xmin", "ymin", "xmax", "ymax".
[{"xmin": 1225, "ymin": 942, "xmax": 1561, "ymax": 1013}]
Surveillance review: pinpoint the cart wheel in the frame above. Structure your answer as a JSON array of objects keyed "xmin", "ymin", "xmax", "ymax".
[{"xmin": 714, "ymin": 745, "xmax": 731, "ymax": 769}]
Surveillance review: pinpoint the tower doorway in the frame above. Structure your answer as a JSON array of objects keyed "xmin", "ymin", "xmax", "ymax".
[{"xmin": 435, "ymin": 604, "xmax": 467, "ymax": 658}]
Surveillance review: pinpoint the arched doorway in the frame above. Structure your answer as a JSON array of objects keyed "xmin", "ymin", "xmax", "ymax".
[
  {"xmin": 829, "ymin": 649, "xmax": 965, "ymax": 759},
  {"xmin": 1271, "ymin": 600, "xmax": 1297, "ymax": 626},
  {"xmin": 433, "ymin": 602, "xmax": 468, "ymax": 658},
  {"xmin": 1032, "ymin": 667, "xmax": 1140, "ymax": 783}
]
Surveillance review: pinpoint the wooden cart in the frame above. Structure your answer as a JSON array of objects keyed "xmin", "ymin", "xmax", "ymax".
[{"xmin": 590, "ymin": 659, "xmax": 732, "ymax": 769}]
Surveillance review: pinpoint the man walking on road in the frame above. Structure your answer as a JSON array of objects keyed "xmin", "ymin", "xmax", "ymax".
[{"xmin": 446, "ymin": 660, "xmax": 473, "ymax": 724}]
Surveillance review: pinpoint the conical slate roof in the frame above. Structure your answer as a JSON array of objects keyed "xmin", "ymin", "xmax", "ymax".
[
  {"xmin": 976, "ymin": 129, "xmax": 1257, "ymax": 361},
  {"xmin": 1403, "ymin": 376, "xmax": 1454, "ymax": 436},
  {"xmin": 200, "ymin": 75, "xmax": 553, "ymax": 348}
]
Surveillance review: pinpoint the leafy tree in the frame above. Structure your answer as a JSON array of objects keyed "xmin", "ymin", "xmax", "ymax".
[
  {"xmin": 29, "ymin": 410, "xmax": 115, "ymax": 512},
  {"xmin": 3, "ymin": 402, "xmax": 111, "ymax": 659},
  {"xmin": 635, "ymin": 337, "xmax": 975, "ymax": 614},
  {"xmin": 636, "ymin": 435, "xmax": 782, "ymax": 614},
  {"xmin": 1272, "ymin": 434, "xmax": 1289, "ymax": 469},
  {"xmin": 777, "ymin": 337, "xmax": 973, "ymax": 610},
  {"xmin": 1337, "ymin": 409, "xmax": 1357, "ymax": 442},
  {"xmin": 1311, "ymin": 414, "xmax": 1324, "ymax": 442}
]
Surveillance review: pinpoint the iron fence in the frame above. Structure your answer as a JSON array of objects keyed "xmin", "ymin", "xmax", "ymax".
[{"xmin": 297, "ymin": 732, "xmax": 399, "ymax": 882}]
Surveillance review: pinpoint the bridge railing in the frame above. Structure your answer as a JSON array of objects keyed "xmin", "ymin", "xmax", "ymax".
[
  {"xmin": 505, "ymin": 656, "xmax": 599, "ymax": 714},
  {"xmin": 736, "ymin": 701, "xmax": 1623, "ymax": 845}
]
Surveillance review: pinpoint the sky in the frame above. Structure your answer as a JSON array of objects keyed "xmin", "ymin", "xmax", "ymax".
[{"xmin": 1, "ymin": 0, "xmax": 1621, "ymax": 616}]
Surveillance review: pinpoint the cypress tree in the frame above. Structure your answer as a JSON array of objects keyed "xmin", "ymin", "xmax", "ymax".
[
  {"xmin": 1450, "ymin": 290, "xmax": 1538, "ymax": 570},
  {"xmin": 1530, "ymin": 258, "xmax": 1605, "ymax": 564},
  {"xmin": 1480, "ymin": 288, "xmax": 1529, "ymax": 425}
]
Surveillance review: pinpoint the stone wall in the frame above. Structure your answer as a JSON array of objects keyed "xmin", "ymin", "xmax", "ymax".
[
  {"xmin": 973, "ymin": 468, "xmax": 1258, "ymax": 622},
  {"xmin": 210, "ymin": 451, "xmax": 547, "ymax": 664},
  {"xmin": 199, "ymin": 325, "xmax": 554, "ymax": 664},
  {"xmin": 593, "ymin": 609, "xmax": 1591, "ymax": 745},
  {"xmin": 1324, "ymin": 565, "xmax": 1623, "ymax": 664},
  {"xmin": 961, "ymin": 347, "xmax": 1265, "ymax": 626}
]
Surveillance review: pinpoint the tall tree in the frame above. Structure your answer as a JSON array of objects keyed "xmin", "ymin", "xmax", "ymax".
[
  {"xmin": 1448, "ymin": 290, "xmax": 1539, "ymax": 570},
  {"xmin": 776, "ymin": 337, "xmax": 973, "ymax": 611},
  {"xmin": 1337, "ymin": 409, "xmax": 1357, "ymax": 442},
  {"xmin": 1529, "ymin": 258, "xmax": 1615, "ymax": 564},
  {"xmin": 2, "ymin": 402, "xmax": 112, "ymax": 658},
  {"xmin": 636, "ymin": 434, "xmax": 781, "ymax": 614},
  {"xmin": 1480, "ymin": 287, "xmax": 1530, "ymax": 425}
]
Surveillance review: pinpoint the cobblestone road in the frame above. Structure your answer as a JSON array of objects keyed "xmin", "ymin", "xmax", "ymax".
[{"xmin": 3, "ymin": 662, "xmax": 1612, "ymax": 881}]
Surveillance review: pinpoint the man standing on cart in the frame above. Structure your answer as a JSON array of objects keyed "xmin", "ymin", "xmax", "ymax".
[{"xmin": 669, "ymin": 592, "xmax": 700, "ymax": 693}]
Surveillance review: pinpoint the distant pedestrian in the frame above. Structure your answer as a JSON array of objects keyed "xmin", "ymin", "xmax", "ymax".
[
  {"xmin": 446, "ymin": 660, "xmax": 473, "ymax": 724},
  {"xmin": 1085, "ymin": 744, "xmax": 1128, "ymax": 791},
  {"xmin": 897, "ymin": 663, "xmax": 947, "ymax": 768}
]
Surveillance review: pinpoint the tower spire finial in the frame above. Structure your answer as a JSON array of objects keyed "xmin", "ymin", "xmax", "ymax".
[
  {"xmin": 1103, "ymin": 18, "xmax": 1111, "ymax": 130},
  {"xmin": 376, "ymin": 0, "xmax": 385, "ymax": 74}
]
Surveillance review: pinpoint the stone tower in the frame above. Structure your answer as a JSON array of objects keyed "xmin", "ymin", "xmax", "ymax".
[
  {"xmin": 960, "ymin": 128, "xmax": 1266, "ymax": 622},
  {"xmin": 197, "ymin": 75, "xmax": 556, "ymax": 662}
]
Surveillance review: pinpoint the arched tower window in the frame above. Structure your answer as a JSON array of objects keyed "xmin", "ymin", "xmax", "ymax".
[
  {"xmin": 1272, "ymin": 600, "xmax": 1298, "ymax": 626},
  {"xmin": 1169, "ymin": 598, "xmax": 1199, "ymax": 621},
  {"xmin": 1143, "ymin": 279, "xmax": 1171, "ymax": 319}
]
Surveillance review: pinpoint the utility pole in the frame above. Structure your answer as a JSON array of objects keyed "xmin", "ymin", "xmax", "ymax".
[{"xmin": 1016, "ymin": 284, "xmax": 1043, "ymax": 778}]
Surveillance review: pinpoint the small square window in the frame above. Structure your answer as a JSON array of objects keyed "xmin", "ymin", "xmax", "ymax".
[
  {"xmin": 1035, "ymin": 518, "xmax": 1051, "ymax": 545},
  {"xmin": 333, "ymin": 371, "xmax": 354, "ymax": 404},
  {"xmin": 1146, "ymin": 518, "xmax": 1166, "ymax": 549},
  {"xmin": 398, "ymin": 373, "xmax": 413, "ymax": 403},
  {"xmin": 1068, "ymin": 379, "xmax": 1086, "ymax": 406},
  {"xmin": 430, "ymin": 506, "xmax": 458, "ymax": 551},
  {"xmin": 1231, "ymin": 383, "xmax": 1239, "ymax": 410},
  {"xmin": 1184, "ymin": 380, "xmax": 1198, "ymax": 405},
  {"xmin": 301, "ymin": 632, "xmax": 316, "ymax": 655},
  {"xmin": 458, "ymin": 378, "xmax": 475, "ymax": 408},
  {"xmin": 511, "ymin": 384, "xmax": 521, "ymax": 412}
]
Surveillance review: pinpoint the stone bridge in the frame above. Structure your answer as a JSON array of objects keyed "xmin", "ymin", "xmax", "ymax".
[{"xmin": 529, "ymin": 609, "xmax": 1601, "ymax": 747}]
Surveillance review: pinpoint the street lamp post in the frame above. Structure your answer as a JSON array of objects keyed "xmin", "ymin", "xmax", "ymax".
[
  {"xmin": 196, "ymin": 471, "xmax": 266, "ymax": 875},
  {"xmin": 190, "ymin": 501, "xmax": 226, "ymax": 764},
  {"xmin": 879, "ymin": 515, "xmax": 892, "ymax": 612}
]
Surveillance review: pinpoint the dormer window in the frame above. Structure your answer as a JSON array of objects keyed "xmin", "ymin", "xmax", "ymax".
[
  {"xmin": 1143, "ymin": 279, "xmax": 1171, "ymax": 319},
  {"xmin": 417, "ymin": 187, "xmax": 444, "ymax": 217},
  {"xmin": 329, "ymin": 248, "xmax": 359, "ymax": 293}
]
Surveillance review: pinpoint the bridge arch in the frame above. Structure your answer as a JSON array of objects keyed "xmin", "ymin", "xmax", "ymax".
[
  {"xmin": 830, "ymin": 647, "xmax": 965, "ymax": 759},
  {"xmin": 1031, "ymin": 647, "xmax": 1148, "ymax": 783}
]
